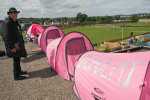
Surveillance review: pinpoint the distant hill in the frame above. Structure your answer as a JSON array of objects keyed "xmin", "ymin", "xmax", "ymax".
[
  {"xmin": 114, "ymin": 13, "xmax": 150, "ymax": 17},
  {"xmin": 132, "ymin": 13, "xmax": 150, "ymax": 16}
]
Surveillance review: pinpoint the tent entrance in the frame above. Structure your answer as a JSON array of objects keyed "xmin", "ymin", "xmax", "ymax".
[
  {"xmin": 66, "ymin": 37, "xmax": 87, "ymax": 80},
  {"xmin": 46, "ymin": 29, "xmax": 60, "ymax": 46}
]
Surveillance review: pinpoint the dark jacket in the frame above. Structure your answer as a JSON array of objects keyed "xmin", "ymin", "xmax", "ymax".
[{"xmin": 1, "ymin": 16, "xmax": 27, "ymax": 58}]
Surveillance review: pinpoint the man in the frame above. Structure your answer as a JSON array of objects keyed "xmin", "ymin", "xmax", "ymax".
[{"xmin": 1, "ymin": 7, "xmax": 27, "ymax": 80}]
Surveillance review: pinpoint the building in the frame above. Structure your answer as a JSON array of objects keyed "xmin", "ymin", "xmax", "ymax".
[
  {"xmin": 51, "ymin": 20, "xmax": 61, "ymax": 26},
  {"xmin": 112, "ymin": 20, "xmax": 131, "ymax": 23},
  {"xmin": 44, "ymin": 21, "xmax": 51, "ymax": 25},
  {"xmin": 138, "ymin": 19, "xmax": 150, "ymax": 23},
  {"xmin": 67, "ymin": 21, "xmax": 74, "ymax": 26}
]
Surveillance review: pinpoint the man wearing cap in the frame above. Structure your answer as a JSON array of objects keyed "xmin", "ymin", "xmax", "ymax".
[{"xmin": 1, "ymin": 7, "xmax": 27, "ymax": 80}]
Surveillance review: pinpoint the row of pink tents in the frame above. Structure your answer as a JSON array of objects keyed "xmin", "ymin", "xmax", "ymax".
[
  {"xmin": 38, "ymin": 26, "xmax": 93, "ymax": 81},
  {"xmin": 27, "ymin": 24, "xmax": 150, "ymax": 100}
]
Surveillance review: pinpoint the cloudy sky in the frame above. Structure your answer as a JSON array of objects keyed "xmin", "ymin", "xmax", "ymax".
[{"xmin": 0, "ymin": 0, "xmax": 150, "ymax": 20}]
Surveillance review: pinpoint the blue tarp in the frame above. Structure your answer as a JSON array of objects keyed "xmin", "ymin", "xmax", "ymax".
[
  {"xmin": 146, "ymin": 41, "xmax": 150, "ymax": 47},
  {"xmin": 140, "ymin": 37, "xmax": 146, "ymax": 42},
  {"xmin": 145, "ymin": 34, "xmax": 150, "ymax": 38},
  {"xmin": 0, "ymin": 41, "xmax": 4, "ymax": 45},
  {"xmin": 132, "ymin": 42, "xmax": 149, "ymax": 46}
]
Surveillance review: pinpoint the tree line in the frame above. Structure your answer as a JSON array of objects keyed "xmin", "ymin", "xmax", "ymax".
[{"xmin": 18, "ymin": 12, "xmax": 150, "ymax": 24}]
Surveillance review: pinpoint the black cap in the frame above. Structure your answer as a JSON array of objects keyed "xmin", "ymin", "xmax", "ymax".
[{"xmin": 7, "ymin": 7, "xmax": 20, "ymax": 15}]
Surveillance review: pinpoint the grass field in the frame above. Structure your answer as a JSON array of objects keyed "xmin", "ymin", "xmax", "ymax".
[
  {"xmin": 62, "ymin": 23, "xmax": 150, "ymax": 44},
  {"xmin": 0, "ymin": 36, "xmax": 2, "ymax": 41},
  {"xmin": 0, "ymin": 23, "xmax": 150, "ymax": 44}
]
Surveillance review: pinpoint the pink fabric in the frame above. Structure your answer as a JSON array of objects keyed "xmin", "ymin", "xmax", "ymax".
[
  {"xmin": 27, "ymin": 24, "xmax": 44, "ymax": 37},
  {"xmin": 38, "ymin": 26, "xmax": 64, "ymax": 53},
  {"xmin": 46, "ymin": 29, "xmax": 61, "ymax": 46},
  {"xmin": 55, "ymin": 32, "xmax": 93, "ymax": 80},
  {"xmin": 140, "ymin": 62, "xmax": 150, "ymax": 100},
  {"xmin": 74, "ymin": 51, "xmax": 150, "ymax": 100},
  {"xmin": 46, "ymin": 37, "xmax": 62, "ymax": 69},
  {"xmin": 67, "ymin": 38, "xmax": 87, "ymax": 80},
  {"xmin": 38, "ymin": 33, "xmax": 42, "ymax": 46}
]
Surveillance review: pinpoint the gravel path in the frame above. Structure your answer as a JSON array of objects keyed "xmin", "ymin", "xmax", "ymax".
[{"xmin": 0, "ymin": 42, "xmax": 77, "ymax": 100}]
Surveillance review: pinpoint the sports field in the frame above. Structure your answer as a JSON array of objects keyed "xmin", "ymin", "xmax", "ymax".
[
  {"xmin": 0, "ymin": 23, "xmax": 150, "ymax": 44},
  {"xmin": 62, "ymin": 23, "xmax": 150, "ymax": 44}
]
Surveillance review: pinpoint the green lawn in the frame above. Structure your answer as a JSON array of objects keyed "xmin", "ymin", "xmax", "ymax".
[
  {"xmin": 111, "ymin": 22, "xmax": 150, "ymax": 27},
  {"xmin": 0, "ymin": 36, "xmax": 2, "ymax": 40},
  {"xmin": 62, "ymin": 24, "xmax": 150, "ymax": 44},
  {"xmin": 0, "ymin": 23, "xmax": 150, "ymax": 44}
]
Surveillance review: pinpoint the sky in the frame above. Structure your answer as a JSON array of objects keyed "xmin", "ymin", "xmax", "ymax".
[{"xmin": 0, "ymin": 0, "xmax": 150, "ymax": 20}]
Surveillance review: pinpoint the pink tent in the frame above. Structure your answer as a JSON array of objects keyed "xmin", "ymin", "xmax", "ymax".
[
  {"xmin": 46, "ymin": 32, "xmax": 93, "ymax": 81},
  {"xmin": 27, "ymin": 24, "xmax": 44, "ymax": 38},
  {"xmin": 38, "ymin": 26, "xmax": 64, "ymax": 53},
  {"xmin": 73, "ymin": 51, "xmax": 150, "ymax": 100}
]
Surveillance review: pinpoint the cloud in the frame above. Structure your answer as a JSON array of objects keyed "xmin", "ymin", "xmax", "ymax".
[{"xmin": 0, "ymin": 0, "xmax": 150, "ymax": 20}]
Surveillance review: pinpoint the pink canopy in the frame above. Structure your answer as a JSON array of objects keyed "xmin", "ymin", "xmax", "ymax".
[
  {"xmin": 27, "ymin": 24, "xmax": 44, "ymax": 37},
  {"xmin": 74, "ymin": 51, "xmax": 150, "ymax": 100},
  {"xmin": 38, "ymin": 26, "xmax": 64, "ymax": 53},
  {"xmin": 46, "ymin": 32, "xmax": 93, "ymax": 81}
]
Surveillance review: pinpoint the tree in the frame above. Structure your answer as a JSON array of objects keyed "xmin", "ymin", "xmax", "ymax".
[
  {"xmin": 61, "ymin": 17, "xmax": 68, "ymax": 23},
  {"xmin": 114, "ymin": 15, "xmax": 120, "ymax": 20},
  {"xmin": 76, "ymin": 13, "xmax": 88, "ymax": 23},
  {"xmin": 131, "ymin": 15, "xmax": 139, "ymax": 22}
]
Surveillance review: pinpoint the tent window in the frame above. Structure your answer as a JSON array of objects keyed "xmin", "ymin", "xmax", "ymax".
[
  {"xmin": 46, "ymin": 29, "xmax": 60, "ymax": 46},
  {"xmin": 66, "ymin": 37, "xmax": 87, "ymax": 80}
]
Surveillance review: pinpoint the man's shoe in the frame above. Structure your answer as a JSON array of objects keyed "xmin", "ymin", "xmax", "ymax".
[
  {"xmin": 14, "ymin": 76, "xmax": 26, "ymax": 80},
  {"xmin": 20, "ymin": 71, "xmax": 28, "ymax": 75}
]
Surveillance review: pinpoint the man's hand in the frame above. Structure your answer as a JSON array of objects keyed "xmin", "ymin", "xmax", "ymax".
[{"xmin": 11, "ymin": 48, "xmax": 17, "ymax": 53}]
